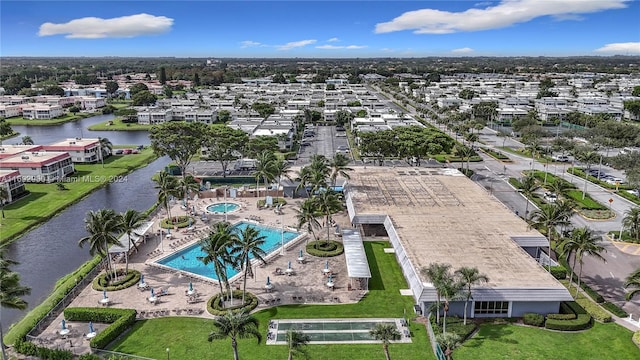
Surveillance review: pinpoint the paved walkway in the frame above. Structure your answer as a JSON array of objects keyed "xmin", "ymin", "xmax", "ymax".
[{"xmin": 33, "ymin": 191, "xmax": 362, "ymax": 354}]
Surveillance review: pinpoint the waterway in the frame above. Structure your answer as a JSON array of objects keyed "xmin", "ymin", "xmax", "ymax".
[
  {"xmin": 9, "ymin": 114, "xmax": 151, "ymax": 146},
  {"xmin": 1, "ymin": 113, "xmax": 167, "ymax": 330}
]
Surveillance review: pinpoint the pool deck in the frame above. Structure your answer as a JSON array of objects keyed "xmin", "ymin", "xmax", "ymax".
[{"xmin": 35, "ymin": 194, "xmax": 360, "ymax": 354}]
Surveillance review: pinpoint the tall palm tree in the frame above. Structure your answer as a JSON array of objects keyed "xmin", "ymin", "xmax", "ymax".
[
  {"xmin": 624, "ymin": 268, "xmax": 640, "ymax": 301},
  {"xmin": 575, "ymin": 150, "xmax": 599, "ymax": 200},
  {"xmin": 454, "ymin": 145, "xmax": 473, "ymax": 172},
  {"xmin": 0, "ymin": 245, "xmax": 30, "ymax": 360},
  {"xmin": 254, "ymin": 150, "xmax": 276, "ymax": 200},
  {"xmin": 295, "ymin": 199, "xmax": 320, "ymax": 241},
  {"xmin": 549, "ymin": 180, "xmax": 573, "ymax": 199},
  {"xmin": 623, "ymin": 207, "xmax": 640, "ymax": 242},
  {"xmin": 272, "ymin": 159, "xmax": 292, "ymax": 201},
  {"xmin": 329, "ymin": 153, "xmax": 352, "ymax": 187},
  {"xmin": 314, "ymin": 190, "xmax": 342, "ymax": 243},
  {"xmin": 420, "ymin": 263, "xmax": 452, "ymax": 325},
  {"xmin": 565, "ymin": 227, "xmax": 606, "ymax": 297},
  {"xmin": 179, "ymin": 174, "xmax": 200, "ymax": 210},
  {"xmin": 528, "ymin": 203, "xmax": 571, "ymax": 273},
  {"xmin": 198, "ymin": 222, "xmax": 237, "ymax": 299},
  {"xmin": 436, "ymin": 332, "xmax": 461, "ymax": 360},
  {"xmin": 286, "ymin": 329, "xmax": 310, "ymax": 360},
  {"xmin": 207, "ymin": 311, "xmax": 262, "ymax": 360},
  {"xmin": 231, "ymin": 225, "xmax": 267, "ymax": 304},
  {"xmin": 0, "ymin": 187, "xmax": 8, "ymax": 219},
  {"xmin": 438, "ymin": 274, "xmax": 463, "ymax": 334},
  {"xmin": 369, "ymin": 323, "xmax": 401, "ymax": 360},
  {"xmin": 154, "ymin": 171, "xmax": 180, "ymax": 223},
  {"xmin": 455, "ymin": 267, "xmax": 489, "ymax": 325},
  {"xmin": 98, "ymin": 137, "xmax": 113, "ymax": 168},
  {"xmin": 78, "ymin": 209, "xmax": 122, "ymax": 278},
  {"xmin": 520, "ymin": 173, "xmax": 539, "ymax": 218},
  {"xmin": 118, "ymin": 209, "xmax": 145, "ymax": 273}
]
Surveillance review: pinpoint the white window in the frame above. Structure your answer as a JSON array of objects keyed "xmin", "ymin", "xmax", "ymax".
[{"xmin": 474, "ymin": 301, "xmax": 509, "ymax": 315}]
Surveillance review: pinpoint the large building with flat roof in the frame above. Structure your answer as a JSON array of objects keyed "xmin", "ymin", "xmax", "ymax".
[
  {"xmin": 43, "ymin": 138, "xmax": 104, "ymax": 163},
  {"xmin": 344, "ymin": 167, "xmax": 572, "ymax": 318},
  {"xmin": 0, "ymin": 151, "xmax": 74, "ymax": 183}
]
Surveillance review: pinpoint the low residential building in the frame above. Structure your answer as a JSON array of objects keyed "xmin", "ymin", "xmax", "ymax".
[
  {"xmin": 0, "ymin": 145, "xmax": 45, "ymax": 160},
  {"xmin": 137, "ymin": 108, "xmax": 173, "ymax": 124},
  {"xmin": 0, "ymin": 169, "xmax": 27, "ymax": 203},
  {"xmin": 496, "ymin": 107, "xmax": 529, "ymax": 123},
  {"xmin": 0, "ymin": 104, "xmax": 22, "ymax": 118},
  {"xmin": 21, "ymin": 104, "xmax": 64, "ymax": 120},
  {"xmin": 0, "ymin": 151, "xmax": 74, "ymax": 183},
  {"xmin": 43, "ymin": 138, "xmax": 105, "ymax": 163}
]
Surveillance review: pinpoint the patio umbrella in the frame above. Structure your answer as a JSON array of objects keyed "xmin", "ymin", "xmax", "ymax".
[
  {"xmin": 140, "ymin": 275, "xmax": 145, "ymax": 285},
  {"xmin": 325, "ymin": 260, "xmax": 329, "ymax": 270},
  {"xmin": 266, "ymin": 277, "xmax": 271, "ymax": 286},
  {"xmin": 103, "ymin": 290, "xmax": 107, "ymax": 299},
  {"xmin": 288, "ymin": 261, "xmax": 292, "ymax": 270},
  {"xmin": 328, "ymin": 274, "xmax": 333, "ymax": 283},
  {"xmin": 189, "ymin": 282, "xmax": 193, "ymax": 292},
  {"xmin": 89, "ymin": 321, "xmax": 94, "ymax": 334},
  {"xmin": 151, "ymin": 288, "xmax": 155, "ymax": 298},
  {"xmin": 167, "ymin": 227, "xmax": 171, "ymax": 235},
  {"xmin": 299, "ymin": 249, "xmax": 303, "ymax": 258},
  {"xmin": 188, "ymin": 217, "xmax": 192, "ymax": 228},
  {"xmin": 61, "ymin": 319, "xmax": 67, "ymax": 330}
]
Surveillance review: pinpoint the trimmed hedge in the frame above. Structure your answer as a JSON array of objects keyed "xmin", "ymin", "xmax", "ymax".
[
  {"xmin": 546, "ymin": 313, "xmax": 577, "ymax": 320},
  {"xmin": 523, "ymin": 313, "xmax": 545, "ymax": 327},
  {"xmin": 576, "ymin": 298, "xmax": 612, "ymax": 323},
  {"xmin": 545, "ymin": 301, "xmax": 592, "ymax": 331},
  {"xmin": 306, "ymin": 240, "xmax": 344, "ymax": 257},
  {"xmin": 481, "ymin": 148, "xmax": 510, "ymax": 161},
  {"xmin": 207, "ymin": 290, "xmax": 258, "ymax": 316},
  {"xmin": 550, "ymin": 265, "xmax": 567, "ymax": 280},
  {"xmin": 160, "ymin": 216, "xmax": 194, "ymax": 229},
  {"xmin": 602, "ymin": 302, "xmax": 628, "ymax": 318},
  {"xmin": 92, "ymin": 269, "xmax": 141, "ymax": 291},
  {"xmin": 579, "ymin": 281, "xmax": 605, "ymax": 303},
  {"xmin": 13, "ymin": 339, "xmax": 73, "ymax": 359},
  {"xmin": 633, "ymin": 330, "xmax": 640, "ymax": 347},
  {"xmin": 63, "ymin": 307, "xmax": 137, "ymax": 349}
]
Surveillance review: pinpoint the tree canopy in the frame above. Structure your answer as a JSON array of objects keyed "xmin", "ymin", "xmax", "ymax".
[
  {"xmin": 204, "ymin": 126, "xmax": 248, "ymax": 177},
  {"xmin": 149, "ymin": 122, "xmax": 208, "ymax": 176}
]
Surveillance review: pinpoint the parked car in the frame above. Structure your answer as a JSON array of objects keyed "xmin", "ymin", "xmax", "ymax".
[
  {"xmin": 543, "ymin": 192, "xmax": 558, "ymax": 203},
  {"xmin": 552, "ymin": 154, "xmax": 570, "ymax": 162},
  {"xmin": 123, "ymin": 149, "xmax": 133, "ymax": 154},
  {"xmin": 605, "ymin": 178, "xmax": 625, "ymax": 185},
  {"xmin": 627, "ymin": 189, "xmax": 639, "ymax": 197},
  {"xmin": 336, "ymin": 126, "xmax": 345, "ymax": 131},
  {"xmin": 114, "ymin": 149, "xmax": 124, "ymax": 155}
]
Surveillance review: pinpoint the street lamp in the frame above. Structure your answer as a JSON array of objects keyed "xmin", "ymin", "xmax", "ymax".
[{"xmin": 166, "ymin": 348, "xmax": 170, "ymax": 360}]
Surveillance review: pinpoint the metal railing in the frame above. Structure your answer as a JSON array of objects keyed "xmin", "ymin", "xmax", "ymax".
[{"xmin": 425, "ymin": 312, "xmax": 446, "ymax": 360}]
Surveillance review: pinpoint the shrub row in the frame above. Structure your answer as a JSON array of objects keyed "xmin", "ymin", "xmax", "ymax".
[
  {"xmin": 523, "ymin": 313, "xmax": 545, "ymax": 327},
  {"xmin": 4, "ymin": 256, "xmax": 103, "ymax": 345},
  {"xmin": 530, "ymin": 170, "xmax": 576, "ymax": 189},
  {"xmin": 207, "ymin": 290, "xmax": 258, "ymax": 316},
  {"xmin": 13, "ymin": 339, "xmax": 73, "ymax": 359},
  {"xmin": 550, "ymin": 265, "xmax": 567, "ymax": 280},
  {"xmin": 633, "ymin": 330, "xmax": 640, "ymax": 347},
  {"xmin": 546, "ymin": 313, "xmax": 576, "ymax": 320},
  {"xmin": 617, "ymin": 190, "xmax": 640, "ymax": 206},
  {"xmin": 430, "ymin": 316, "xmax": 477, "ymax": 341},
  {"xmin": 92, "ymin": 269, "xmax": 141, "ymax": 291},
  {"xmin": 160, "ymin": 216, "xmax": 194, "ymax": 229},
  {"xmin": 602, "ymin": 302, "xmax": 628, "ymax": 318},
  {"xmin": 481, "ymin": 148, "xmax": 510, "ymax": 161},
  {"xmin": 63, "ymin": 307, "xmax": 137, "ymax": 349},
  {"xmin": 576, "ymin": 298, "xmax": 612, "ymax": 323},
  {"xmin": 578, "ymin": 281, "xmax": 605, "ymax": 303},
  {"xmin": 569, "ymin": 168, "xmax": 632, "ymax": 191},
  {"xmin": 306, "ymin": 240, "xmax": 345, "ymax": 257},
  {"xmin": 545, "ymin": 301, "xmax": 592, "ymax": 331}
]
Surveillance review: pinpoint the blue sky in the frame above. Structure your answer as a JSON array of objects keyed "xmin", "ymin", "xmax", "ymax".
[{"xmin": 1, "ymin": 0, "xmax": 639, "ymax": 57}]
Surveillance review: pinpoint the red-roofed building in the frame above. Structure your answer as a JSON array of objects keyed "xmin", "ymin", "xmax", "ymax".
[
  {"xmin": 0, "ymin": 169, "xmax": 26, "ymax": 203},
  {"xmin": 0, "ymin": 145, "xmax": 45, "ymax": 160},
  {"xmin": 43, "ymin": 138, "xmax": 106, "ymax": 163},
  {"xmin": 0, "ymin": 151, "xmax": 74, "ymax": 183}
]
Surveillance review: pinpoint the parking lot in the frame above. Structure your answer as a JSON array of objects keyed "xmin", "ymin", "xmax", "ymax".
[{"xmin": 296, "ymin": 125, "xmax": 350, "ymax": 164}]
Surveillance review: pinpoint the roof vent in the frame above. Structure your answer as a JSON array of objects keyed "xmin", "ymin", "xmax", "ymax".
[{"xmin": 21, "ymin": 155, "xmax": 29, "ymax": 160}]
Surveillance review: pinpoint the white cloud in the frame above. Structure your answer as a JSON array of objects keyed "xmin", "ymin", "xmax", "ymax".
[
  {"xmin": 276, "ymin": 39, "xmax": 316, "ymax": 51},
  {"xmin": 452, "ymin": 47, "xmax": 474, "ymax": 53},
  {"xmin": 316, "ymin": 45, "xmax": 367, "ymax": 50},
  {"xmin": 594, "ymin": 42, "xmax": 640, "ymax": 54},
  {"xmin": 240, "ymin": 40, "xmax": 262, "ymax": 48},
  {"xmin": 375, "ymin": 0, "xmax": 628, "ymax": 34},
  {"xmin": 38, "ymin": 13, "xmax": 173, "ymax": 38},
  {"xmin": 327, "ymin": 37, "xmax": 340, "ymax": 42}
]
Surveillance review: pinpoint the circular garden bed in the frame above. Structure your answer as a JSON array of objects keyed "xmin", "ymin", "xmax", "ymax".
[
  {"xmin": 306, "ymin": 240, "xmax": 344, "ymax": 257},
  {"xmin": 207, "ymin": 290, "xmax": 258, "ymax": 315},
  {"xmin": 92, "ymin": 269, "xmax": 141, "ymax": 291},
  {"xmin": 160, "ymin": 215, "xmax": 195, "ymax": 229}
]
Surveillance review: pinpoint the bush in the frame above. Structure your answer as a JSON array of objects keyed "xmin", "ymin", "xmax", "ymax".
[
  {"xmin": 14, "ymin": 339, "xmax": 74, "ymax": 359},
  {"xmin": 481, "ymin": 148, "xmax": 510, "ymax": 161},
  {"xmin": 602, "ymin": 302, "xmax": 628, "ymax": 317},
  {"xmin": 576, "ymin": 298, "xmax": 612, "ymax": 323},
  {"xmin": 207, "ymin": 290, "xmax": 258, "ymax": 316},
  {"xmin": 523, "ymin": 313, "xmax": 545, "ymax": 327},
  {"xmin": 257, "ymin": 197, "xmax": 287, "ymax": 207},
  {"xmin": 430, "ymin": 316, "xmax": 476, "ymax": 341},
  {"xmin": 546, "ymin": 313, "xmax": 577, "ymax": 320},
  {"xmin": 160, "ymin": 216, "xmax": 194, "ymax": 229},
  {"xmin": 306, "ymin": 240, "xmax": 344, "ymax": 257},
  {"xmin": 92, "ymin": 269, "xmax": 141, "ymax": 291},
  {"xmin": 633, "ymin": 330, "xmax": 640, "ymax": 346},
  {"xmin": 579, "ymin": 282, "xmax": 605, "ymax": 303},
  {"xmin": 63, "ymin": 307, "xmax": 137, "ymax": 349},
  {"xmin": 545, "ymin": 301, "xmax": 593, "ymax": 331},
  {"xmin": 550, "ymin": 265, "xmax": 567, "ymax": 280}
]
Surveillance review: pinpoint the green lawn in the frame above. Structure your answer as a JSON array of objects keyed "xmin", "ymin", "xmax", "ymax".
[
  {"xmin": 0, "ymin": 149, "xmax": 157, "ymax": 244},
  {"xmin": 5, "ymin": 113, "xmax": 91, "ymax": 125},
  {"xmin": 88, "ymin": 117, "xmax": 153, "ymax": 131},
  {"xmin": 455, "ymin": 322, "xmax": 639, "ymax": 360},
  {"xmin": 110, "ymin": 242, "xmax": 433, "ymax": 360}
]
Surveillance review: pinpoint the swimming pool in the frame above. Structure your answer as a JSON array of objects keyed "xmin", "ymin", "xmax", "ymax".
[
  {"xmin": 206, "ymin": 202, "xmax": 240, "ymax": 213},
  {"xmin": 157, "ymin": 221, "xmax": 300, "ymax": 281}
]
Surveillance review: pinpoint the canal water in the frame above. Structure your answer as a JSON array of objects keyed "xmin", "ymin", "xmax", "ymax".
[{"xmin": 1, "ymin": 114, "xmax": 167, "ymax": 330}]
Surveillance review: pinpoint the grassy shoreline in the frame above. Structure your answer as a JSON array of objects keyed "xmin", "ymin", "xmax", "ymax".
[
  {"xmin": 0, "ymin": 148, "xmax": 158, "ymax": 245},
  {"xmin": 5, "ymin": 113, "xmax": 93, "ymax": 126},
  {"xmin": 88, "ymin": 117, "xmax": 152, "ymax": 131}
]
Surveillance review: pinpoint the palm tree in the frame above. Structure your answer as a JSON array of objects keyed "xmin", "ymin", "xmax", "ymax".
[
  {"xmin": 154, "ymin": 171, "xmax": 180, "ymax": 223},
  {"xmin": 20, "ymin": 136, "xmax": 33, "ymax": 145},
  {"xmin": 438, "ymin": 273, "xmax": 463, "ymax": 334},
  {"xmin": 78, "ymin": 209, "xmax": 122, "ymax": 278},
  {"xmin": 436, "ymin": 332, "xmax": 461, "ymax": 360},
  {"xmin": 198, "ymin": 222, "xmax": 237, "ymax": 299},
  {"xmin": 272, "ymin": 159, "xmax": 292, "ymax": 201},
  {"xmin": 207, "ymin": 311, "xmax": 262, "ymax": 360},
  {"xmin": 454, "ymin": 145, "xmax": 473, "ymax": 172},
  {"xmin": 286, "ymin": 329, "xmax": 310, "ymax": 360},
  {"xmin": 314, "ymin": 190, "xmax": 342, "ymax": 243},
  {"xmin": 0, "ymin": 186, "xmax": 8, "ymax": 219},
  {"xmin": 0, "ymin": 245, "xmax": 30, "ymax": 360},
  {"xmin": 118, "ymin": 209, "xmax": 145, "ymax": 273},
  {"xmin": 623, "ymin": 207, "xmax": 640, "ymax": 242},
  {"xmin": 369, "ymin": 323, "xmax": 401, "ymax": 360},
  {"xmin": 624, "ymin": 268, "xmax": 640, "ymax": 301},
  {"xmin": 520, "ymin": 173, "xmax": 540, "ymax": 218},
  {"xmin": 528, "ymin": 203, "xmax": 571, "ymax": 273},
  {"xmin": 254, "ymin": 150, "xmax": 276, "ymax": 200},
  {"xmin": 98, "ymin": 137, "xmax": 113, "ymax": 168},
  {"xmin": 549, "ymin": 180, "xmax": 573, "ymax": 199},
  {"xmin": 329, "ymin": 153, "xmax": 352, "ymax": 187},
  {"xmin": 179, "ymin": 174, "xmax": 200, "ymax": 210},
  {"xmin": 420, "ymin": 263, "xmax": 452, "ymax": 325},
  {"xmin": 231, "ymin": 225, "xmax": 267, "ymax": 304},
  {"xmin": 564, "ymin": 227, "xmax": 606, "ymax": 298},
  {"xmin": 455, "ymin": 267, "xmax": 489, "ymax": 325},
  {"xmin": 295, "ymin": 199, "xmax": 320, "ymax": 241},
  {"xmin": 575, "ymin": 150, "xmax": 599, "ymax": 200}
]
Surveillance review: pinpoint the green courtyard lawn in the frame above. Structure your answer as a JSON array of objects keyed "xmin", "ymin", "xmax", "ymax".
[
  {"xmin": 0, "ymin": 148, "xmax": 157, "ymax": 245},
  {"xmin": 454, "ymin": 322, "xmax": 639, "ymax": 360},
  {"xmin": 88, "ymin": 117, "xmax": 153, "ymax": 131},
  {"xmin": 110, "ymin": 241, "xmax": 434, "ymax": 360},
  {"xmin": 4, "ymin": 113, "xmax": 91, "ymax": 126}
]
